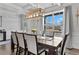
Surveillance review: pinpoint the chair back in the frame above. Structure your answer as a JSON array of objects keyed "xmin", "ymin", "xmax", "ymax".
[
  {"xmin": 60, "ymin": 33, "xmax": 69, "ymax": 55},
  {"xmin": 16, "ymin": 32, "xmax": 25, "ymax": 48},
  {"xmin": 24, "ymin": 34, "xmax": 38, "ymax": 54},
  {"xmin": 42, "ymin": 30, "xmax": 54, "ymax": 37},
  {"xmin": 11, "ymin": 32, "xmax": 17, "ymax": 45}
]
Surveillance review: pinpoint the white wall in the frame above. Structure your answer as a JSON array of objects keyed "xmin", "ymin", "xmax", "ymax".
[
  {"xmin": 0, "ymin": 10, "xmax": 21, "ymax": 40},
  {"xmin": 2, "ymin": 16, "xmax": 20, "ymax": 40},
  {"xmin": 70, "ymin": 4, "xmax": 79, "ymax": 49}
]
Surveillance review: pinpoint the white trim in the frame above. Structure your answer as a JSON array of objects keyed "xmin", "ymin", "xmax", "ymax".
[
  {"xmin": 43, "ymin": 9, "xmax": 64, "ymax": 16},
  {"xmin": 42, "ymin": 16, "xmax": 44, "ymax": 31},
  {"xmin": 43, "ymin": 9, "xmax": 64, "ymax": 36}
]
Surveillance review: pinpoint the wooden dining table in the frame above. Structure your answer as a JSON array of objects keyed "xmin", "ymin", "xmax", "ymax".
[
  {"xmin": 37, "ymin": 36, "xmax": 63, "ymax": 55},
  {"xmin": 11, "ymin": 31, "xmax": 63, "ymax": 55}
]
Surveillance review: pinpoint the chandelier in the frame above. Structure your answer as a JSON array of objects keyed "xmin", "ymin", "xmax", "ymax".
[{"xmin": 26, "ymin": 8, "xmax": 44, "ymax": 18}]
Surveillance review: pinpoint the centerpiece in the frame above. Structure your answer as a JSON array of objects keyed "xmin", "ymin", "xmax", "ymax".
[{"xmin": 31, "ymin": 28, "xmax": 37, "ymax": 34}]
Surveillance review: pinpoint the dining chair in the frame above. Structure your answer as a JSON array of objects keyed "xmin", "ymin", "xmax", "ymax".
[
  {"xmin": 42, "ymin": 30, "xmax": 45, "ymax": 36},
  {"xmin": 46, "ymin": 32, "xmax": 54, "ymax": 38},
  {"xmin": 24, "ymin": 33, "xmax": 46, "ymax": 55},
  {"xmin": 60, "ymin": 33, "xmax": 69, "ymax": 55},
  {"xmin": 42, "ymin": 30, "xmax": 54, "ymax": 37},
  {"xmin": 16, "ymin": 32, "xmax": 27, "ymax": 55},
  {"xmin": 41, "ymin": 31, "xmax": 54, "ymax": 54},
  {"xmin": 11, "ymin": 32, "xmax": 19, "ymax": 55},
  {"xmin": 56, "ymin": 33, "xmax": 69, "ymax": 55}
]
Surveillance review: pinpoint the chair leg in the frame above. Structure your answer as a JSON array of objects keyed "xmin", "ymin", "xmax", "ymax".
[
  {"xmin": 64, "ymin": 53, "xmax": 66, "ymax": 55},
  {"xmin": 18, "ymin": 47, "xmax": 22, "ymax": 55},
  {"xmin": 18, "ymin": 47, "xmax": 24, "ymax": 55},
  {"xmin": 24, "ymin": 49, "xmax": 27, "ymax": 55},
  {"xmin": 11, "ymin": 43, "xmax": 14, "ymax": 53},
  {"xmin": 45, "ymin": 51, "xmax": 48, "ymax": 55},
  {"xmin": 16, "ymin": 46, "xmax": 19, "ymax": 55},
  {"xmin": 27, "ymin": 51, "xmax": 30, "ymax": 55},
  {"xmin": 16, "ymin": 48, "xmax": 18, "ymax": 55}
]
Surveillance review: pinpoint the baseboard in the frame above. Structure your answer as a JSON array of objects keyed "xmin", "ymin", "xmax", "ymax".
[
  {"xmin": 67, "ymin": 48, "xmax": 73, "ymax": 50},
  {"xmin": 0, "ymin": 39, "xmax": 10, "ymax": 42},
  {"xmin": 0, "ymin": 39, "xmax": 10, "ymax": 45},
  {"xmin": 67, "ymin": 48, "xmax": 79, "ymax": 50},
  {"xmin": 6, "ymin": 39, "xmax": 11, "ymax": 41}
]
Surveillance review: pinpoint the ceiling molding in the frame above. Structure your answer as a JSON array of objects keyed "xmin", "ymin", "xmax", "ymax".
[{"xmin": 0, "ymin": 3, "xmax": 72, "ymax": 15}]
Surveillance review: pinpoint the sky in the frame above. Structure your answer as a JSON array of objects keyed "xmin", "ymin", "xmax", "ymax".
[
  {"xmin": 54, "ymin": 15, "xmax": 63, "ymax": 25},
  {"xmin": 46, "ymin": 15, "xmax": 53, "ymax": 24},
  {"xmin": 46, "ymin": 14, "xmax": 63, "ymax": 25}
]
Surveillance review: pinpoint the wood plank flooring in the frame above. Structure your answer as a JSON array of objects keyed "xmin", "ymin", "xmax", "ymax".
[{"xmin": 0, "ymin": 40, "xmax": 79, "ymax": 55}]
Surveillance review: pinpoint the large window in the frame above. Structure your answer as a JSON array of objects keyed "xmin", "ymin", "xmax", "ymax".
[
  {"xmin": 44, "ymin": 12, "xmax": 63, "ymax": 37},
  {"xmin": 54, "ymin": 12, "xmax": 63, "ymax": 32},
  {"xmin": 44, "ymin": 15, "xmax": 53, "ymax": 30},
  {"xmin": 44, "ymin": 15, "xmax": 53, "ymax": 37}
]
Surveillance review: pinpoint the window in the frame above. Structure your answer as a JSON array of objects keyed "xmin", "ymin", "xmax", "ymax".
[
  {"xmin": 44, "ymin": 12, "xmax": 63, "ymax": 37},
  {"xmin": 54, "ymin": 12, "xmax": 63, "ymax": 32},
  {"xmin": 44, "ymin": 15, "xmax": 53, "ymax": 37}
]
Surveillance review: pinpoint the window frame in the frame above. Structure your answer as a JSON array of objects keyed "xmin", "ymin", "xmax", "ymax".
[{"xmin": 43, "ymin": 10, "xmax": 64, "ymax": 36}]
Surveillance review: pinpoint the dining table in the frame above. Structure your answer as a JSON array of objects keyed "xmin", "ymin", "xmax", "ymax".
[
  {"xmin": 11, "ymin": 31, "xmax": 63, "ymax": 55},
  {"xmin": 37, "ymin": 36, "xmax": 63, "ymax": 55}
]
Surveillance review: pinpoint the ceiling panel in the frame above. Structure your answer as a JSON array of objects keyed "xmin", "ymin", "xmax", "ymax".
[
  {"xmin": 13, "ymin": 3, "xmax": 28, "ymax": 8},
  {"xmin": 0, "ymin": 3, "xmax": 71, "ymax": 15},
  {"xmin": 32, "ymin": 3, "xmax": 52, "ymax": 9}
]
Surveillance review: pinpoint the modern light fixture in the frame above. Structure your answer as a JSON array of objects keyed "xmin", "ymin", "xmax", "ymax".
[{"xmin": 26, "ymin": 4, "xmax": 44, "ymax": 19}]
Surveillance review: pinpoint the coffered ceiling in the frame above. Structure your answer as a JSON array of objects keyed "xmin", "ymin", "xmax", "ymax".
[{"xmin": 0, "ymin": 3, "xmax": 71, "ymax": 15}]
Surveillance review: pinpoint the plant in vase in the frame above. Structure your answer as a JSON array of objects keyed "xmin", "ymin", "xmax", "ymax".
[{"xmin": 31, "ymin": 29, "xmax": 37, "ymax": 34}]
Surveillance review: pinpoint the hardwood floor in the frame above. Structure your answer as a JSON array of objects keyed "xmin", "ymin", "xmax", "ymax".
[
  {"xmin": 0, "ymin": 41, "xmax": 79, "ymax": 55},
  {"xmin": 0, "ymin": 43, "xmax": 11, "ymax": 55},
  {"xmin": 66, "ymin": 48, "xmax": 79, "ymax": 55}
]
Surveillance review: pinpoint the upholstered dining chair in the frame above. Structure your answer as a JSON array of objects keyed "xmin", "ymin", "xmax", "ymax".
[
  {"xmin": 56, "ymin": 33, "xmax": 69, "ymax": 55},
  {"xmin": 42, "ymin": 30, "xmax": 54, "ymax": 38},
  {"xmin": 41, "ymin": 31, "xmax": 54, "ymax": 54},
  {"xmin": 60, "ymin": 33, "xmax": 69, "ymax": 55},
  {"xmin": 24, "ymin": 33, "xmax": 46, "ymax": 55},
  {"xmin": 16, "ymin": 32, "xmax": 27, "ymax": 55},
  {"xmin": 11, "ymin": 32, "xmax": 19, "ymax": 55}
]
